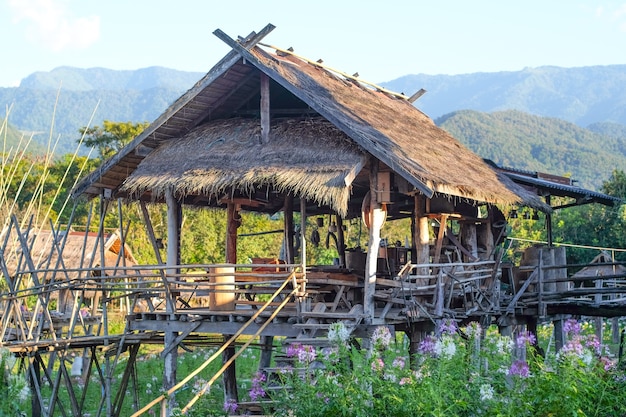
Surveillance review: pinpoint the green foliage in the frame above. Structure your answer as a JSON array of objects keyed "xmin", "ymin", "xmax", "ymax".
[
  {"xmin": 437, "ymin": 109, "xmax": 626, "ymax": 190},
  {"xmin": 80, "ymin": 120, "xmax": 149, "ymax": 161},
  {"xmin": 248, "ymin": 321, "xmax": 626, "ymax": 417},
  {"xmin": 0, "ymin": 348, "xmax": 29, "ymax": 416}
]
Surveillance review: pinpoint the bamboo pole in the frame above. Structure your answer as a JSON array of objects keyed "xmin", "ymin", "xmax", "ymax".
[{"xmin": 131, "ymin": 271, "xmax": 298, "ymax": 417}]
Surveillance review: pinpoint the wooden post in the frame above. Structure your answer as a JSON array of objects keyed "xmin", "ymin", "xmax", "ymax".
[
  {"xmin": 554, "ymin": 246, "xmax": 568, "ymax": 292},
  {"xmin": 364, "ymin": 158, "xmax": 384, "ymax": 321},
  {"xmin": 554, "ymin": 317, "xmax": 565, "ymax": 352},
  {"xmin": 460, "ymin": 221, "xmax": 478, "ymax": 262},
  {"xmin": 546, "ymin": 195, "xmax": 553, "ymax": 246},
  {"xmin": 260, "ymin": 73, "xmax": 270, "ymax": 144},
  {"xmin": 408, "ymin": 322, "xmax": 435, "ymax": 369},
  {"xmin": 29, "ymin": 355, "xmax": 42, "ymax": 417},
  {"xmin": 300, "ymin": 198, "xmax": 307, "ymax": 301},
  {"xmin": 432, "ymin": 214, "xmax": 448, "ymax": 265},
  {"xmin": 414, "ymin": 195, "xmax": 430, "ymax": 269},
  {"xmin": 224, "ymin": 202, "xmax": 240, "ymax": 404},
  {"xmin": 337, "ymin": 216, "xmax": 346, "ymax": 268},
  {"xmin": 164, "ymin": 188, "xmax": 180, "ymax": 412},
  {"xmin": 284, "ymin": 196, "xmax": 294, "ymax": 263}
]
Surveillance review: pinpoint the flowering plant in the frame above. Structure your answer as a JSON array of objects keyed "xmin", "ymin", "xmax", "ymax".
[
  {"xmin": 252, "ymin": 320, "xmax": 626, "ymax": 417},
  {"xmin": 0, "ymin": 347, "xmax": 29, "ymax": 416}
]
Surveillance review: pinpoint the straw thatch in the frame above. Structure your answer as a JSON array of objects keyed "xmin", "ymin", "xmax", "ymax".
[
  {"xmin": 122, "ymin": 118, "xmax": 367, "ymax": 216},
  {"xmin": 571, "ymin": 251, "xmax": 626, "ymax": 279},
  {"xmin": 250, "ymin": 45, "xmax": 545, "ymax": 208},
  {"xmin": 1, "ymin": 229, "xmax": 139, "ymax": 279},
  {"xmin": 71, "ymin": 24, "xmax": 549, "ymax": 212}
]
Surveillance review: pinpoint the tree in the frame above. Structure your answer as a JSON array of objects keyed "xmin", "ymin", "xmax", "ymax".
[{"xmin": 79, "ymin": 120, "xmax": 149, "ymax": 160}]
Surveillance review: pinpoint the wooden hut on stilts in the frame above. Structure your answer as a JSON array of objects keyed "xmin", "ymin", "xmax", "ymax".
[{"xmin": 2, "ymin": 23, "xmax": 621, "ymax": 416}]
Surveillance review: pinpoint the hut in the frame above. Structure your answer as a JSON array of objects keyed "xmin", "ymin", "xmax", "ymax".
[
  {"xmin": 69, "ymin": 23, "xmax": 571, "ymax": 408},
  {"xmin": 0, "ymin": 227, "xmax": 141, "ymax": 313}
]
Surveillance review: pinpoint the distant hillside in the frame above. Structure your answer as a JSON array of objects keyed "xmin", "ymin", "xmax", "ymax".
[
  {"xmin": 2, "ymin": 65, "xmax": 626, "ymax": 183},
  {"xmin": 19, "ymin": 66, "xmax": 204, "ymax": 91},
  {"xmin": 1, "ymin": 121, "xmax": 47, "ymax": 155},
  {"xmin": 0, "ymin": 67, "xmax": 204, "ymax": 154},
  {"xmin": 435, "ymin": 110, "xmax": 625, "ymax": 190},
  {"xmin": 384, "ymin": 65, "xmax": 626, "ymax": 127}
]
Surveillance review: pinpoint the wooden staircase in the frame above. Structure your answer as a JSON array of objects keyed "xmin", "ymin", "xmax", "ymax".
[{"xmin": 236, "ymin": 302, "xmax": 365, "ymax": 415}]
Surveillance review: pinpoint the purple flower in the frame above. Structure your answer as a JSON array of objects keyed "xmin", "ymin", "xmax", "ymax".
[
  {"xmin": 584, "ymin": 334, "xmax": 602, "ymax": 355},
  {"xmin": 297, "ymin": 345, "xmax": 317, "ymax": 363},
  {"xmin": 223, "ymin": 398, "xmax": 238, "ymax": 413},
  {"xmin": 418, "ymin": 335, "xmax": 437, "ymax": 355},
  {"xmin": 248, "ymin": 371, "xmax": 267, "ymax": 401},
  {"xmin": 600, "ymin": 356, "xmax": 616, "ymax": 371},
  {"xmin": 286, "ymin": 343, "xmax": 302, "ymax": 357},
  {"xmin": 509, "ymin": 360, "xmax": 530, "ymax": 377},
  {"xmin": 561, "ymin": 338, "xmax": 584, "ymax": 357},
  {"xmin": 249, "ymin": 385, "xmax": 266, "ymax": 401},
  {"xmin": 286, "ymin": 343, "xmax": 317, "ymax": 363},
  {"xmin": 392, "ymin": 357, "xmax": 406, "ymax": 369},
  {"xmin": 563, "ymin": 319, "xmax": 582, "ymax": 336},
  {"xmin": 516, "ymin": 331, "xmax": 537, "ymax": 348},
  {"xmin": 438, "ymin": 319, "xmax": 457, "ymax": 336},
  {"xmin": 316, "ymin": 392, "xmax": 330, "ymax": 404}
]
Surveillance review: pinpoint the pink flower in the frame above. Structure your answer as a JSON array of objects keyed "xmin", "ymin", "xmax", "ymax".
[
  {"xmin": 372, "ymin": 326, "xmax": 392, "ymax": 350},
  {"xmin": 399, "ymin": 377, "xmax": 412, "ymax": 385},
  {"xmin": 371, "ymin": 357, "xmax": 385, "ymax": 372}
]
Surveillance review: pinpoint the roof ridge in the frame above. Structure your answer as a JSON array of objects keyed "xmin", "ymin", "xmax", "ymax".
[{"xmin": 256, "ymin": 41, "xmax": 411, "ymax": 101}]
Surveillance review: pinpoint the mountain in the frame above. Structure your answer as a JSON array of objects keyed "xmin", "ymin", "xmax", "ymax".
[
  {"xmin": 435, "ymin": 110, "xmax": 624, "ymax": 190},
  {"xmin": 1, "ymin": 65, "xmax": 626, "ymax": 188},
  {"xmin": 1, "ymin": 121, "xmax": 48, "ymax": 155},
  {"xmin": 19, "ymin": 66, "xmax": 204, "ymax": 91},
  {"xmin": 0, "ymin": 67, "xmax": 204, "ymax": 154},
  {"xmin": 382, "ymin": 65, "xmax": 626, "ymax": 127}
]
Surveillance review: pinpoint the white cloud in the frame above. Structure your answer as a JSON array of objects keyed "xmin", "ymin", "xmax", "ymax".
[
  {"xmin": 7, "ymin": 0, "xmax": 100, "ymax": 51},
  {"xmin": 613, "ymin": 4, "xmax": 626, "ymax": 31}
]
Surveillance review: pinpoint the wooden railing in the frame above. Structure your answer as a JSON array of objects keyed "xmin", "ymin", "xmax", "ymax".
[
  {"xmin": 130, "ymin": 269, "xmax": 302, "ymax": 416},
  {"xmin": 374, "ymin": 260, "xmax": 499, "ymax": 320}
]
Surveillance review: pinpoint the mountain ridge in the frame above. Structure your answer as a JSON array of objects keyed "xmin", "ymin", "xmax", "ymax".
[{"xmin": 2, "ymin": 65, "xmax": 625, "ymax": 189}]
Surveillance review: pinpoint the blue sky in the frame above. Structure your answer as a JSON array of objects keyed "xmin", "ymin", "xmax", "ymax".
[{"xmin": 1, "ymin": 0, "xmax": 625, "ymax": 87}]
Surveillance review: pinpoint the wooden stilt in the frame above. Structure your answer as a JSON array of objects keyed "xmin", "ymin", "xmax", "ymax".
[
  {"xmin": 408, "ymin": 321, "xmax": 434, "ymax": 369},
  {"xmin": 223, "ymin": 202, "xmax": 240, "ymax": 403},
  {"xmin": 164, "ymin": 188, "xmax": 180, "ymax": 412},
  {"xmin": 284, "ymin": 196, "xmax": 294, "ymax": 263},
  {"xmin": 364, "ymin": 158, "xmax": 384, "ymax": 321}
]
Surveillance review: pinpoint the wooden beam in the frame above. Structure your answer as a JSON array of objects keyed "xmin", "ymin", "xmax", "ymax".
[
  {"xmin": 260, "ymin": 72, "xmax": 270, "ymax": 144},
  {"xmin": 408, "ymin": 88, "xmax": 427, "ymax": 103}
]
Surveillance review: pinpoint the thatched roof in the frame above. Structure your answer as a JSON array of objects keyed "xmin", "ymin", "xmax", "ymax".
[
  {"xmin": 72, "ymin": 23, "xmax": 548, "ymax": 213},
  {"xmin": 1, "ymin": 230, "xmax": 139, "ymax": 279},
  {"xmin": 122, "ymin": 118, "xmax": 366, "ymax": 216},
  {"xmin": 571, "ymin": 252, "xmax": 626, "ymax": 279},
  {"xmin": 245, "ymin": 45, "xmax": 527, "ymax": 206}
]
